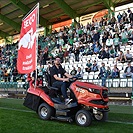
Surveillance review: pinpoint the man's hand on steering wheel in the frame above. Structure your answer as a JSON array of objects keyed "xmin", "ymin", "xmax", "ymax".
[{"xmin": 69, "ymin": 76, "xmax": 78, "ymax": 82}]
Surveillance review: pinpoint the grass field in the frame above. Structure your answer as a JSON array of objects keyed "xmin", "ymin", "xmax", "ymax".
[{"xmin": 0, "ymin": 98, "xmax": 133, "ymax": 133}]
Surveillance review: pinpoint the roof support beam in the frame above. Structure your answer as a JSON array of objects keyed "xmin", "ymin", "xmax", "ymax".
[
  {"xmin": 10, "ymin": 0, "xmax": 48, "ymax": 27},
  {"xmin": 103, "ymin": 0, "xmax": 114, "ymax": 10},
  {"xmin": 103, "ymin": 0, "xmax": 115, "ymax": 18},
  {"xmin": 0, "ymin": 14, "xmax": 21, "ymax": 31},
  {"xmin": 53, "ymin": 0, "xmax": 78, "ymax": 18},
  {"xmin": 0, "ymin": 30, "xmax": 9, "ymax": 38}
]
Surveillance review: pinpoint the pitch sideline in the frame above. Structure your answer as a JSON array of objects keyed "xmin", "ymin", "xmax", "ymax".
[{"xmin": 0, "ymin": 106, "xmax": 133, "ymax": 125}]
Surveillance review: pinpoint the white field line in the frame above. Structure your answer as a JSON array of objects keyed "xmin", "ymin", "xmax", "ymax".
[
  {"xmin": 107, "ymin": 120, "xmax": 133, "ymax": 125},
  {"xmin": 0, "ymin": 107, "xmax": 35, "ymax": 113},
  {"xmin": 0, "ymin": 106, "xmax": 133, "ymax": 125}
]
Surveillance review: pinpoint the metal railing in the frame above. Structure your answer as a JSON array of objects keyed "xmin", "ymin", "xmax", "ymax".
[{"xmin": 0, "ymin": 78, "xmax": 133, "ymax": 98}]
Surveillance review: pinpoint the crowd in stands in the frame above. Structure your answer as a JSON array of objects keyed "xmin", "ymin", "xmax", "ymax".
[{"xmin": 0, "ymin": 8, "xmax": 133, "ymax": 87}]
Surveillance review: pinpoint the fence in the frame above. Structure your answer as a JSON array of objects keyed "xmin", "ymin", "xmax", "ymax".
[
  {"xmin": 0, "ymin": 82, "xmax": 28, "ymax": 92},
  {"xmin": 0, "ymin": 78, "xmax": 133, "ymax": 95}
]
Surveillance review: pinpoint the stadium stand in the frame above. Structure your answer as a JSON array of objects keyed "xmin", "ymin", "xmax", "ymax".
[{"xmin": 0, "ymin": 3, "xmax": 133, "ymax": 99}]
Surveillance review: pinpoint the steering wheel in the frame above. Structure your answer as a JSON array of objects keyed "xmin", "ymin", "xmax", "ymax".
[{"xmin": 69, "ymin": 76, "xmax": 78, "ymax": 82}]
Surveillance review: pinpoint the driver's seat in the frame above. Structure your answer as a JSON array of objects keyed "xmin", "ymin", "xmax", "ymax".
[
  {"xmin": 43, "ymin": 71, "xmax": 59, "ymax": 90},
  {"xmin": 43, "ymin": 71, "xmax": 62, "ymax": 99}
]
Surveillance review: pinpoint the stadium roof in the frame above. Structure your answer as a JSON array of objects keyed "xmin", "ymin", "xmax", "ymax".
[{"xmin": 0, "ymin": 0, "xmax": 132, "ymax": 39}]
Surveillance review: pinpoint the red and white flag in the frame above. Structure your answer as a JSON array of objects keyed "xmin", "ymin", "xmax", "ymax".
[{"xmin": 17, "ymin": 4, "xmax": 39, "ymax": 74}]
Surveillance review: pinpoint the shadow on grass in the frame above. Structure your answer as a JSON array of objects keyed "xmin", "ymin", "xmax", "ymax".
[{"xmin": 0, "ymin": 108, "xmax": 133, "ymax": 133}]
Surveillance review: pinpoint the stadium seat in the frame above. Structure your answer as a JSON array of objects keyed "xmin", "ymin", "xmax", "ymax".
[
  {"xmin": 127, "ymin": 78, "xmax": 133, "ymax": 87},
  {"xmin": 120, "ymin": 78, "xmax": 127, "ymax": 87},
  {"xmin": 125, "ymin": 45, "xmax": 131, "ymax": 51},
  {"xmin": 88, "ymin": 72, "xmax": 94, "ymax": 79},
  {"xmin": 88, "ymin": 79, "xmax": 93, "ymax": 83},
  {"xmin": 93, "ymin": 79, "xmax": 102, "ymax": 86},
  {"xmin": 65, "ymin": 65, "xmax": 69, "ymax": 69},
  {"xmin": 69, "ymin": 59, "xmax": 74, "ymax": 64},
  {"xmin": 91, "ymin": 55, "xmax": 96, "ymax": 60},
  {"xmin": 83, "ymin": 74, "xmax": 88, "ymax": 81},
  {"xmin": 82, "ymin": 62, "xmax": 87, "ymax": 68},
  {"xmin": 106, "ymin": 79, "xmax": 112, "ymax": 88},
  {"xmin": 82, "ymin": 57, "xmax": 87, "ymax": 62},
  {"xmin": 69, "ymin": 64, "xmax": 73, "ymax": 70},
  {"xmin": 94, "ymin": 71, "xmax": 99, "ymax": 79},
  {"xmin": 77, "ymin": 63, "xmax": 82, "ymax": 67},
  {"xmin": 112, "ymin": 79, "xmax": 120, "ymax": 87},
  {"xmin": 117, "ymin": 63, "xmax": 123, "ymax": 71},
  {"xmin": 120, "ymin": 70, "xmax": 124, "ymax": 78},
  {"xmin": 102, "ymin": 58, "xmax": 108, "ymax": 63}
]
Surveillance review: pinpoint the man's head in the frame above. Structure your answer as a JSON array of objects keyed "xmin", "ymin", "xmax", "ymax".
[
  {"xmin": 72, "ymin": 66, "xmax": 75, "ymax": 70},
  {"xmin": 101, "ymin": 62, "xmax": 105, "ymax": 66},
  {"xmin": 114, "ymin": 64, "xmax": 117, "ymax": 68},
  {"xmin": 127, "ymin": 50, "xmax": 130, "ymax": 53},
  {"xmin": 54, "ymin": 56, "xmax": 61, "ymax": 66},
  {"xmin": 127, "ymin": 62, "xmax": 131, "ymax": 66},
  {"xmin": 77, "ymin": 67, "xmax": 81, "ymax": 72}
]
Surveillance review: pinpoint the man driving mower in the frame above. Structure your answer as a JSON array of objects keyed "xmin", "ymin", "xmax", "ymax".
[{"xmin": 50, "ymin": 56, "xmax": 73, "ymax": 105}]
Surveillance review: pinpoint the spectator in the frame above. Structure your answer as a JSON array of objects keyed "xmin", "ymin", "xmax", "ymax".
[
  {"xmin": 122, "ymin": 11, "xmax": 127, "ymax": 21},
  {"xmin": 114, "ymin": 23, "xmax": 119, "ymax": 33},
  {"xmin": 98, "ymin": 62, "xmax": 107, "ymax": 87},
  {"xmin": 111, "ymin": 64, "xmax": 120, "ymax": 78},
  {"xmin": 125, "ymin": 50, "xmax": 132, "ymax": 62},
  {"xmin": 123, "ymin": 62, "xmax": 133, "ymax": 79},
  {"xmin": 76, "ymin": 67, "xmax": 83, "ymax": 79},
  {"xmin": 106, "ymin": 35, "xmax": 113, "ymax": 48},
  {"xmin": 127, "ymin": 8, "xmax": 131, "ymax": 14},
  {"xmin": 91, "ymin": 41, "xmax": 96, "ymax": 51},
  {"xmin": 113, "ymin": 33, "xmax": 120, "ymax": 52},
  {"xmin": 85, "ymin": 60, "xmax": 92, "ymax": 73},
  {"xmin": 93, "ymin": 43, "xmax": 100, "ymax": 54},
  {"xmin": 106, "ymin": 66, "xmax": 112, "ymax": 78},
  {"xmin": 74, "ymin": 46, "xmax": 80, "ymax": 61},
  {"xmin": 42, "ymin": 48, "xmax": 48, "ymax": 65},
  {"xmin": 91, "ymin": 60, "xmax": 99, "ymax": 72},
  {"xmin": 110, "ymin": 16, "xmax": 116, "ymax": 26},
  {"xmin": 105, "ymin": 47, "xmax": 110, "ymax": 59},
  {"xmin": 12, "ymin": 66, "xmax": 18, "ymax": 82},
  {"xmin": 70, "ymin": 66, "xmax": 77, "ymax": 76},
  {"xmin": 109, "ymin": 46, "xmax": 116, "ymax": 58},
  {"xmin": 121, "ymin": 29, "xmax": 128, "ymax": 45},
  {"xmin": 3, "ymin": 68, "xmax": 9, "ymax": 82},
  {"xmin": 116, "ymin": 51, "xmax": 126, "ymax": 63},
  {"xmin": 68, "ymin": 36, "xmax": 74, "ymax": 45},
  {"xmin": 93, "ymin": 30, "xmax": 100, "ymax": 43},
  {"xmin": 98, "ymin": 47, "xmax": 107, "ymax": 59},
  {"xmin": 62, "ymin": 32, "xmax": 68, "ymax": 44},
  {"xmin": 129, "ymin": 10, "xmax": 133, "ymax": 23},
  {"xmin": 58, "ymin": 36, "xmax": 64, "ymax": 47},
  {"xmin": 0, "ymin": 68, "xmax": 3, "ymax": 81},
  {"xmin": 102, "ymin": 34, "xmax": 108, "ymax": 48},
  {"xmin": 128, "ymin": 30, "xmax": 133, "ymax": 44},
  {"xmin": 82, "ymin": 45, "xmax": 92, "ymax": 55},
  {"xmin": 87, "ymin": 35, "xmax": 93, "ymax": 43},
  {"xmin": 117, "ymin": 12, "xmax": 122, "ymax": 23}
]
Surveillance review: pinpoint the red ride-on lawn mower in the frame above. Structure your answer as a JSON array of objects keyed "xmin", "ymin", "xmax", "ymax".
[{"xmin": 23, "ymin": 73, "xmax": 109, "ymax": 127}]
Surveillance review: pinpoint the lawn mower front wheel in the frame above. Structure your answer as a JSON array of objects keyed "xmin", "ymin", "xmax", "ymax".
[{"xmin": 75, "ymin": 110, "xmax": 92, "ymax": 127}]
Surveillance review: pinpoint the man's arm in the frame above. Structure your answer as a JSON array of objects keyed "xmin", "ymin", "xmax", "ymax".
[
  {"xmin": 64, "ymin": 73, "xmax": 73, "ymax": 78},
  {"xmin": 124, "ymin": 67, "xmax": 127, "ymax": 73},
  {"xmin": 53, "ymin": 74, "xmax": 69, "ymax": 82}
]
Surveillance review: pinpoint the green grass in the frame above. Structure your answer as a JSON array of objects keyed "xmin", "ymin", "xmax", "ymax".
[
  {"xmin": 0, "ymin": 98, "xmax": 133, "ymax": 133},
  {"xmin": 0, "ymin": 98, "xmax": 29, "ymax": 110}
]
